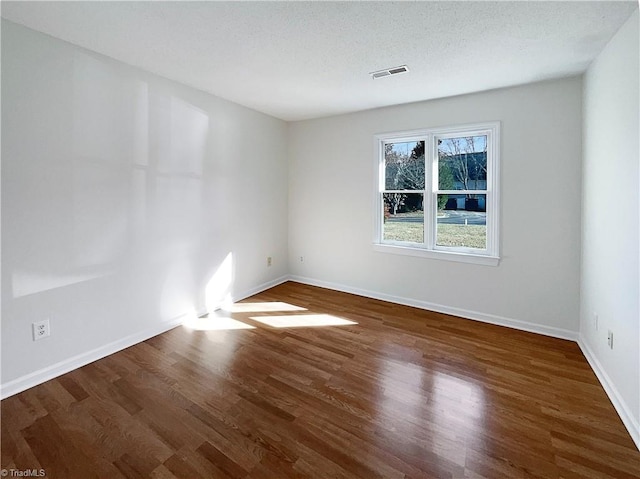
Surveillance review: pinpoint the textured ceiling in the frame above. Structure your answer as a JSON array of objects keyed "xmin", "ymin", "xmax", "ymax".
[{"xmin": 2, "ymin": 1, "xmax": 637, "ymax": 121}]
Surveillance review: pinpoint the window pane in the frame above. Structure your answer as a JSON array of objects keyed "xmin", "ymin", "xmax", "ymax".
[
  {"xmin": 383, "ymin": 193, "xmax": 423, "ymax": 243},
  {"xmin": 436, "ymin": 194, "xmax": 486, "ymax": 249},
  {"xmin": 438, "ymin": 135, "xmax": 487, "ymax": 190},
  {"xmin": 385, "ymin": 141, "xmax": 425, "ymax": 190}
]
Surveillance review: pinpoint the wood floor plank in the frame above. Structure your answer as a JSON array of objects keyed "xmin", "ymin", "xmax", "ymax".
[
  {"xmin": 2, "ymin": 281, "xmax": 639, "ymax": 478},
  {"xmin": 196, "ymin": 441, "xmax": 249, "ymax": 478}
]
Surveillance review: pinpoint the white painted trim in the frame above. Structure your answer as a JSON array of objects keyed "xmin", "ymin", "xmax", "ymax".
[
  {"xmin": 288, "ymin": 276, "xmax": 640, "ymax": 448},
  {"xmin": 0, "ymin": 315, "xmax": 184, "ymax": 399},
  {"xmin": 5, "ymin": 273, "xmax": 637, "ymax": 452},
  {"xmin": 0, "ymin": 274, "xmax": 290, "ymax": 400},
  {"xmin": 374, "ymin": 121, "xmax": 501, "ymax": 260},
  {"xmin": 374, "ymin": 121, "xmax": 501, "ymax": 141},
  {"xmin": 578, "ymin": 335, "xmax": 640, "ymax": 451},
  {"xmin": 288, "ymin": 275, "xmax": 577, "ymax": 341},
  {"xmin": 372, "ymin": 243, "xmax": 500, "ymax": 266},
  {"xmin": 231, "ymin": 275, "xmax": 289, "ymax": 304}
]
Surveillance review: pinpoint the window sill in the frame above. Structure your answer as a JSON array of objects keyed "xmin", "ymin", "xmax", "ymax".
[{"xmin": 372, "ymin": 243, "xmax": 500, "ymax": 266}]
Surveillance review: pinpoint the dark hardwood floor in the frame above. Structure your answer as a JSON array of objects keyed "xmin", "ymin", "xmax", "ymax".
[{"xmin": 2, "ymin": 282, "xmax": 639, "ymax": 478}]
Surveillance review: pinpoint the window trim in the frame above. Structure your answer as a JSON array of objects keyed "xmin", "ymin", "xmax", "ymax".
[{"xmin": 373, "ymin": 121, "xmax": 500, "ymax": 266}]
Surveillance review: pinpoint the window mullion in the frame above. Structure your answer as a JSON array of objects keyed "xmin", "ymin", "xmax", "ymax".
[
  {"xmin": 437, "ymin": 189, "xmax": 488, "ymax": 195},
  {"xmin": 424, "ymin": 134, "xmax": 435, "ymax": 249}
]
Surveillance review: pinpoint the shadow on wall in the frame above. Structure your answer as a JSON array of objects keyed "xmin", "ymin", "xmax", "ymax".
[{"xmin": 7, "ymin": 50, "xmax": 213, "ymax": 324}]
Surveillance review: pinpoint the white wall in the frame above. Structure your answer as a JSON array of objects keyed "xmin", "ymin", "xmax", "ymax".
[
  {"xmin": 289, "ymin": 77, "xmax": 583, "ymax": 337},
  {"xmin": 580, "ymin": 10, "xmax": 639, "ymax": 447},
  {"xmin": 1, "ymin": 20, "xmax": 289, "ymax": 394}
]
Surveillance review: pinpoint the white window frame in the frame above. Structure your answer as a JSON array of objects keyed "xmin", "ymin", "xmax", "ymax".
[{"xmin": 373, "ymin": 121, "xmax": 500, "ymax": 266}]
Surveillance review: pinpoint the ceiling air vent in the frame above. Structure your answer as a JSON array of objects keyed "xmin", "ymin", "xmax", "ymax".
[{"xmin": 370, "ymin": 65, "xmax": 409, "ymax": 79}]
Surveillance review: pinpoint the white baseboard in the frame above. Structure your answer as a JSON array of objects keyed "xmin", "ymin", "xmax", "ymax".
[
  {"xmin": 232, "ymin": 275, "xmax": 289, "ymax": 303},
  {"xmin": 0, "ymin": 275, "xmax": 290, "ymax": 400},
  {"xmin": 578, "ymin": 336, "xmax": 640, "ymax": 451},
  {"xmin": 288, "ymin": 275, "xmax": 639, "ymax": 451},
  {"xmin": 0, "ymin": 315, "xmax": 184, "ymax": 400},
  {"xmin": 288, "ymin": 275, "xmax": 578, "ymax": 341},
  {"xmin": 8, "ymin": 273, "xmax": 637, "ymax": 453}
]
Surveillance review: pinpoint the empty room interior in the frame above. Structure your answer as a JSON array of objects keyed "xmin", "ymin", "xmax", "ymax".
[{"xmin": 1, "ymin": 1, "xmax": 639, "ymax": 478}]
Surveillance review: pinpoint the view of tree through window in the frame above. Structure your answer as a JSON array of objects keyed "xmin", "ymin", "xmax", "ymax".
[
  {"xmin": 436, "ymin": 135, "xmax": 488, "ymax": 249},
  {"xmin": 383, "ymin": 141, "xmax": 424, "ymax": 243},
  {"xmin": 377, "ymin": 123, "xmax": 499, "ymax": 261}
]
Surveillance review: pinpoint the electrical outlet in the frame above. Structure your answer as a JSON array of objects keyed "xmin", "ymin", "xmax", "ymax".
[
  {"xmin": 33, "ymin": 319, "xmax": 50, "ymax": 341},
  {"xmin": 299, "ymin": 256, "xmax": 304, "ymax": 262},
  {"xmin": 593, "ymin": 312, "xmax": 598, "ymax": 331},
  {"xmin": 267, "ymin": 256, "xmax": 272, "ymax": 267},
  {"xmin": 607, "ymin": 330, "xmax": 613, "ymax": 349}
]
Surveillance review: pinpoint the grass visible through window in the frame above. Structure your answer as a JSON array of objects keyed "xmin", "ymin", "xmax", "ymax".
[
  {"xmin": 436, "ymin": 224, "xmax": 486, "ymax": 249},
  {"xmin": 384, "ymin": 212, "xmax": 486, "ymax": 249}
]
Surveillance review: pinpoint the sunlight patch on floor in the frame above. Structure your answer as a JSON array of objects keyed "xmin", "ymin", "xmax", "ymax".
[
  {"xmin": 223, "ymin": 301, "xmax": 307, "ymax": 313},
  {"xmin": 182, "ymin": 311, "xmax": 254, "ymax": 331},
  {"xmin": 249, "ymin": 314, "xmax": 357, "ymax": 328}
]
